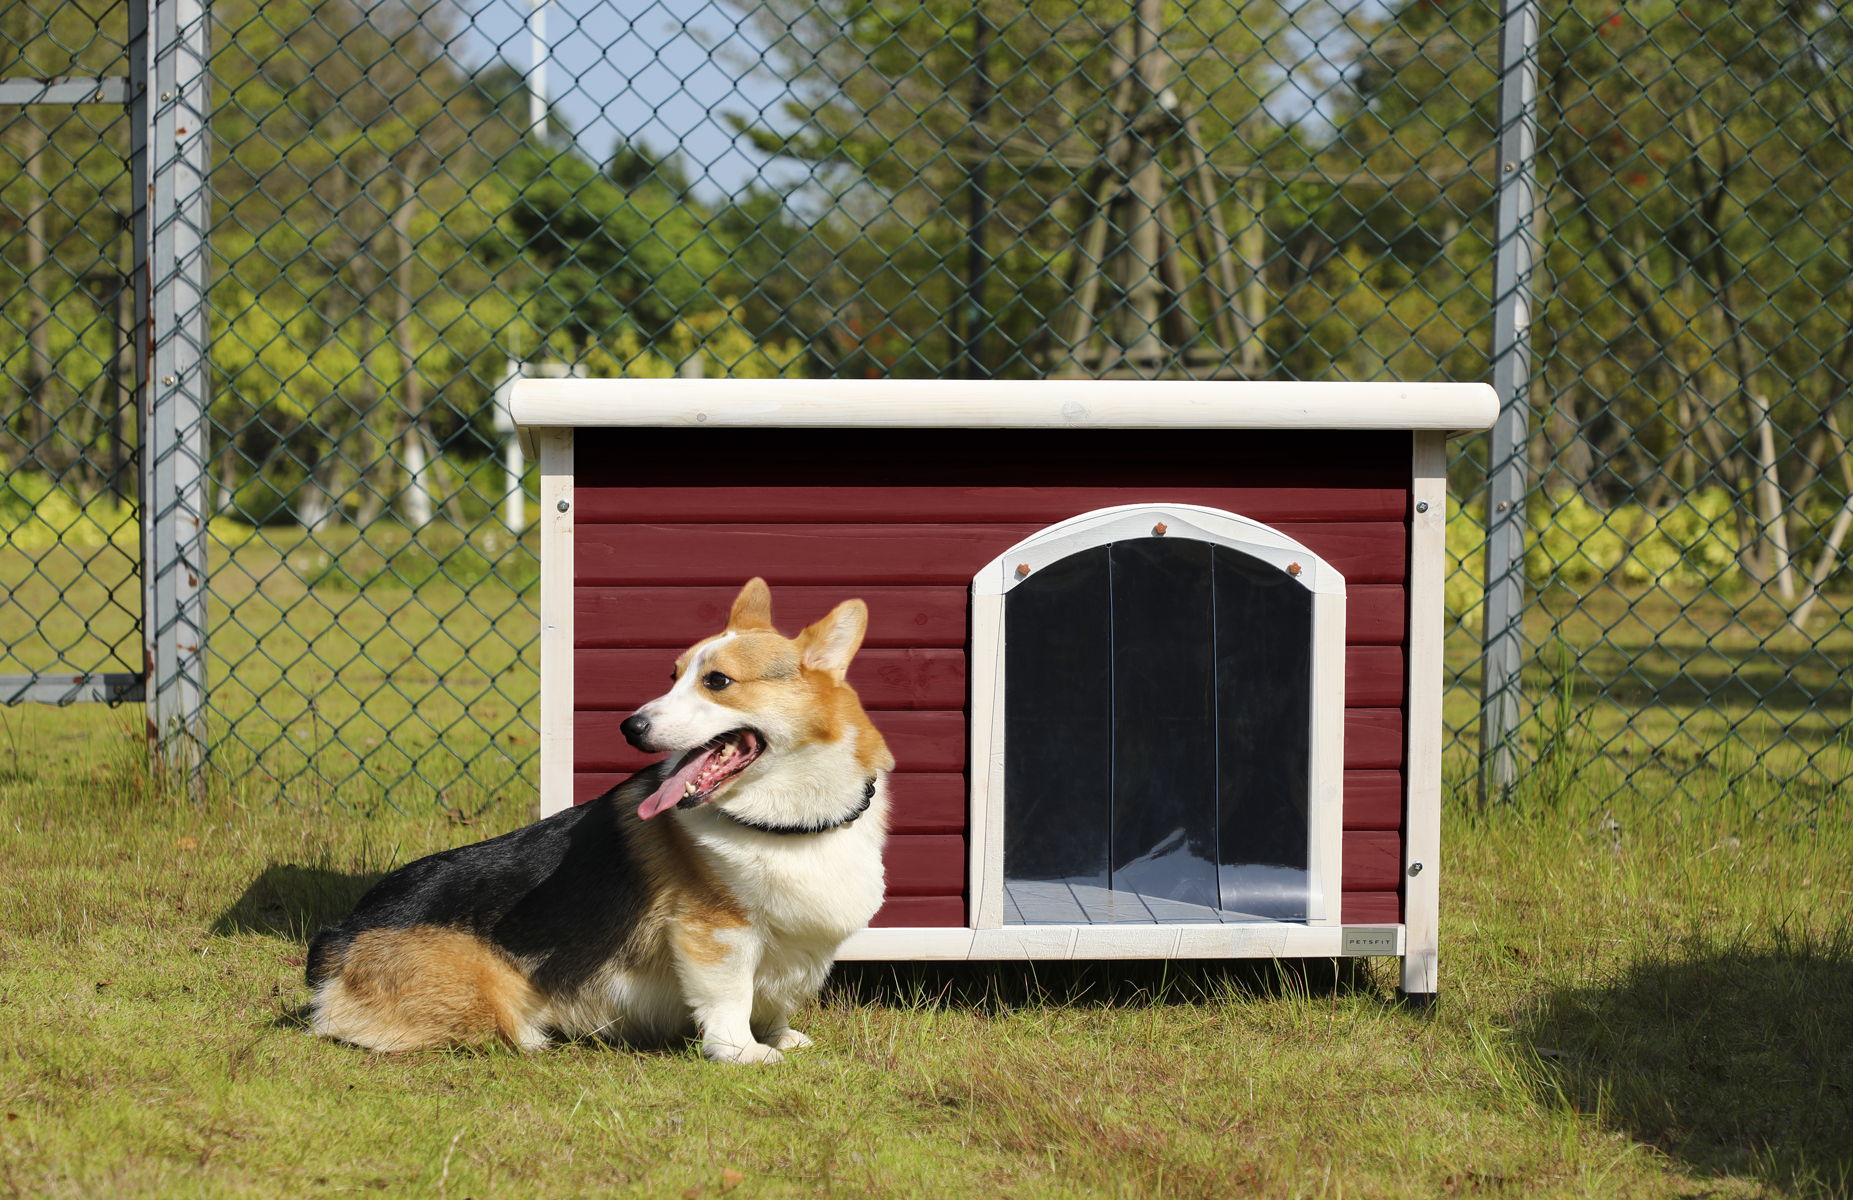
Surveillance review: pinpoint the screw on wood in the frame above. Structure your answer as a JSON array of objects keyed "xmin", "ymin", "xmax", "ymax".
[
  {"xmin": 1015, "ymin": 562, "xmax": 1031, "ymax": 578},
  {"xmin": 1151, "ymin": 522, "xmax": 1167, "ymax": 536},
  {"xmin": 1287, "ymin": 562, "xmax": 1303, "ymax": 577}
]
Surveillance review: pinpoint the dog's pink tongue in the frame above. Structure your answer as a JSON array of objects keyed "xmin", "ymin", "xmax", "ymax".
[{"xmin": 638, "ymin": 748, "xmax": 718, "ymax": 820}]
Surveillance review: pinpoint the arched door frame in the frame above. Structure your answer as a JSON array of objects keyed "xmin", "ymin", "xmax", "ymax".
[{"xmin": 967, "ymin": 503, "xmax": 1347, "ymax": 930}]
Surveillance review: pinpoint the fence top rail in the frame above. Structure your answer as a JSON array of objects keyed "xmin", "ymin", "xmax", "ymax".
[{"xmin": 511, "ymin": 379, "xmax": 1497, "ymax": 435}]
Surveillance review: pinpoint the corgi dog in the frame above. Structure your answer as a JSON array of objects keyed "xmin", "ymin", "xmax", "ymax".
[{"xmin": 304, "ymin": 578, "xmax": 893, "ymax": 1063}]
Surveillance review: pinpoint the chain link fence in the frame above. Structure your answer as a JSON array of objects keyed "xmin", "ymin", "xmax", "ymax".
[
  {"xmin": 4, "ymin": 0, "xmax": 1849, "ymax": 819},
  {"xmin": 2, "ymin": 2, "xmax": 140, "ymax": 704}
]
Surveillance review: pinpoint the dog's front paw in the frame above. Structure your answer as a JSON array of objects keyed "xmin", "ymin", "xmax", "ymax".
[
  {"xmin": 703, "ymin": 1040, "xmax": 786, "ymax": 1065},
  {"xmin": 765, "ymin": 1028, "xmax": 812, "ymax": 1051}
]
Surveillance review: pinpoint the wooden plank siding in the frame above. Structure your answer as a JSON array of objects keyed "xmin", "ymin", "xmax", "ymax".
[
  {"xmin": 570, "ymin": 428, "xmax": 1410, "ymax": 928},
  {"xmin": 575, "ymin": 522, "xmax": 1408, "ymax": 586},
  {"xmin": 575, "ymin": 645, "xmax": 1407, "ymax": 711},
  {"xmin": 575, "ymin": 582, "xmax": 1408, "ymax": 648}
]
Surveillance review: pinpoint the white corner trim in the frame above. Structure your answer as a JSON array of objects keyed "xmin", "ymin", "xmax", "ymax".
[
  {"xmin": 510, "ymin": 361, "xmax": 589, "ymax": 458},
  {"xmin": 537, "ymin": 429, "xmax": 575, "ymax": 819},
  {"xmin": 1401, "ymin": 431, "xmax": 1447, "ymax": 995},
  {"xmin": 836, "ymin": 922, "xmax": 1404, "ymax": 961},
  {"xmin": 512, "ymin": 378, "xmax": 1497, "ymax": 434}
]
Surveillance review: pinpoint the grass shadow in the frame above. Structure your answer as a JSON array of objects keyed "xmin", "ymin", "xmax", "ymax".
[
  {"xmin": 1518, "ymin": 935, "xmax": 1853, "ymax": 1197},
  {"xmin": 824, "ymin": 955, "xmax": 1377, "ymax": 1012},
  {"xmin": 211, "ymin": 863, "xmax": 382, "ymax": 942}
]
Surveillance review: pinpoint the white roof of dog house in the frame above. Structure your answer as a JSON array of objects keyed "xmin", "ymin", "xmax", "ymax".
[{"xmin": 512, "ymin": 379, "xmax": 1498, "ymax": 440}]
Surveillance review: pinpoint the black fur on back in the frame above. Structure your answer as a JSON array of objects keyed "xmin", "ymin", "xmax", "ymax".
[{"xmin": 305, "ymin": 765, "xmax": 664, "ymax": 995}]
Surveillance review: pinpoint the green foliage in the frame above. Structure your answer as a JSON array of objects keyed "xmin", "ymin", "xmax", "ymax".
[
  {"xmin": 578, "ymin": 312, "xmax": 806, "ymax": 380},
  {"xmin": 1526, "ymin": 489, "xmax": 1744, "ymax": 590},
  {"xmin": 504, "ymin": 147, "xmax": 724, "ymax": 347},
  {"xmin": 1445, "ymin": 506, "xmax": 1487, "ymax": 629},
  {"xmin": 1445, "ymin": 489, "xmax": 1752, "ymax": 630},
  {"xmin": 0, "ymin": 473, "xmax": 136, "ymax": 551},
  {"xmin": 9, "ymin": 0, "xmax": 1852, "ymax": 537}
]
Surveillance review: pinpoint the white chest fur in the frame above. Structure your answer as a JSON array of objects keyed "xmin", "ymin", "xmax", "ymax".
[{"xmin": 683, "ymin": 777, "xmax": 890, "ymax": 945}]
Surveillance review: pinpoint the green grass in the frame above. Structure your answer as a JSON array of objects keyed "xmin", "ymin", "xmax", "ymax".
[
  {"xmin": 2, "ymin": 523, "xmax": 539, "ymax": 816},
  {"xmin": 3, "ymin": 516, "xmax": 1851, "ymax": 1195},
  {"xmin": 0, "ymin": 703, "xmax": 1849, "ymax": 1198}
]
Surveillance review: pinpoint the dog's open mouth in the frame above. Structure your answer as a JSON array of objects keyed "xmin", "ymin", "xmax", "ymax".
[{"xmin": 637, "ymin": 729, "xmax": 766, "ymax": 820}]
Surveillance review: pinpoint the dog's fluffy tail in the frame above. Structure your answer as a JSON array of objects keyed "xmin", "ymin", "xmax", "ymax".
[{"xmin": 305, "ymin": 925, "xmax": 542, "ymax": 1052}]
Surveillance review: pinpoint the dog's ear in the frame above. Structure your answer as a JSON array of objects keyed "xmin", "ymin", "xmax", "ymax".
[
  {"xmin": 797, "ymin": 599, "xmax": 867, "ymax": 683},
  {"xmin": 727, "ymin": 577, "xmax": 774, "ymax": 631}
]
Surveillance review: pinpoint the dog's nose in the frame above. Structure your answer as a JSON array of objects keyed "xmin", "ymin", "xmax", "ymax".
[{"xmin": 619, "ymin": 713, "xmax": 653, "ymax": 750}]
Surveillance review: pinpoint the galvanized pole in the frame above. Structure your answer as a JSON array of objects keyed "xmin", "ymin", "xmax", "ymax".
[
  {"xmin": 131, "ymin": 0, "xmax": 213, "ymax": 788},
  {"xmin": 502, "ymin": 0, "xmax": 551, "ymax": 533},
  {"xmin": 1478, "ymin": 0, "xmax": 1541, "ymax": 805}
]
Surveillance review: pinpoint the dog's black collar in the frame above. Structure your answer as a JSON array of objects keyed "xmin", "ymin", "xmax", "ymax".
[{"xmin": 715, "ymin": 777, "xmax": 877, "ymax": 836}]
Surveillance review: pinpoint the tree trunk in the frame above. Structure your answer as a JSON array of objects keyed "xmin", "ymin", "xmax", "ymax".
[
  {"xmin": 500, "ymin": 359, "xmax": 527, "ymax": 532},
  {"xmin": 21, "ymin": 118, "xmax": 55, "ymax": 459},
  {"xmin": 298, "ymin": 445, "xmax": 341, "ymax": 533},
  {"xmin": 344, "ymin": 243, "xmax": 391, "ymax": 530},
  {"xmin": 1117, "ymin": 0, "xmax": 1170, "ymax": 370},
  {"xmin": 1746, "ymin": 392, "xmax": 1796, "ymax": 601},
  {"xmin": 1787, "ymin": 412, "xmax": 1853, "ymax": 633},
  {"xmin": 1238, "ymin": 178, "xmax": 1269, "ymax": 378},
  {"xmin": 1154, "ymin": 201, "xmax": 1198, "ymax": 356},
  {"xmin": 388, "ymin": 172, "xmax": 434, "ymax": 528},
  {"xmin": 438, "ymin": 451, "xmax": 471, "ymax": 529},
  {"xmin": 351, "ymin": 410, "xmax": 386, "ymax": 528},
  {"xmin": 1542, "ymin": 358, "xmax": 1595, "ymax": 500},
  {"xmin": 215, "ymin": 437, "xmax": 241, "ymax": 516},
  {"xmin": 400, "ymin": 420, "xmax": 435, "ymax": 529}
]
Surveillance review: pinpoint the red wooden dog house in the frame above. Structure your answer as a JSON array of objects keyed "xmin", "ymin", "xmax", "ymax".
[{"xmin": 515, "ymin": 379, "xmax": 1495, "ymax": 1001}]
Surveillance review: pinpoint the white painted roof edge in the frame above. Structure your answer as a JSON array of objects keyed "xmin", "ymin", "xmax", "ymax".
[{"xmin": 511, "ymin": 377, "xmax": 1497, "ymax": 433}]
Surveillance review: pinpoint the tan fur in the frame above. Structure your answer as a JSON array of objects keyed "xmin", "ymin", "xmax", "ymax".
[
  {"xmin": 311, "ymin": 926, "xmax": 540, "ymax": 1052},
  {"xmin": 627, "ymin": 798, "xmax": 751, "ymax": 969},
  {"xmin": 727, "ymin": 578, "xmax": 774, "ymax": 631},
  {"xmin": 788, "ymin": 601, "xmax": 892, "ymax": 771}
]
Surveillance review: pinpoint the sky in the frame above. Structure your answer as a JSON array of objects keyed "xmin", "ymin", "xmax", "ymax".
[
  {"xmin": 452, "ymin": 0, "xmax": 811, "ymax": 196},
  {"xmin": 446, "ymin": 0, "xmax": 1383, "ymax": 198}
]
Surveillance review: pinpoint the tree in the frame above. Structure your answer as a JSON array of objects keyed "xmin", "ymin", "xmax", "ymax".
[
  {"xmin": 722, "ymin": 0, "xmax": 1312, "ymax": 378},
  {"xmin": 1338, "ymin": 0, "xmax": 1853, "ymax": 605},
  {"xmin": 210, "ymin": 0, "xmax": 523, "ymax": 528}
]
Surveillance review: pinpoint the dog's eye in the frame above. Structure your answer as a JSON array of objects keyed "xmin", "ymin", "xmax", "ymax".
[{"xmin": 703, "ymin": 671, "xmax": 732, "ymax": 691}]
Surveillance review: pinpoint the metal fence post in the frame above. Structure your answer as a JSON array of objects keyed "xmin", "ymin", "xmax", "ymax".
[
  {"xmin": 131, "ymin": 0, "xmax": 213, "ymax": 786},
  {"xmin": 1478, "ymin": 0, "xmax": 1541, "ymax": 805}
]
